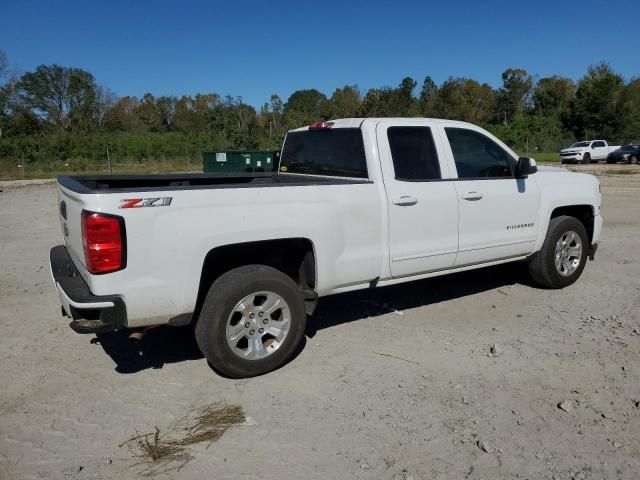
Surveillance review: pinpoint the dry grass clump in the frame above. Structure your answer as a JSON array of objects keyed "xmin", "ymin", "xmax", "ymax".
[{"xmin": 121, "ymin": 403, "xmax": 245, "ymax": 476}]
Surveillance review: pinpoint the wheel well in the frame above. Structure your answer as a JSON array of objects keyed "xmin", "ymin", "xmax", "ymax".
[
  {"xmin": 194, "ymin": 238, "xmax": 316, "ymax": 320},
  {"xmin": 550, "ymin": 205, "xmax": 594, "ymax": 242}
]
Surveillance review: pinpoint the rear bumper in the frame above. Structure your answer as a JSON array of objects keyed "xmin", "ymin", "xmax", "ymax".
[{"xmin": 50, "ymin": 245, "xmax": 127, "ymax": 334}]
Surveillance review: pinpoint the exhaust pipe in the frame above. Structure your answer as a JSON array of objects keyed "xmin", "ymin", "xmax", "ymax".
[{"xmin": 128, "ymin": 325, "xmax": 159, "ymax": 342}]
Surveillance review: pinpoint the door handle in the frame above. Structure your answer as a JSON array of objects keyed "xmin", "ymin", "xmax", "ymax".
[
  {"xmin": 461, "ymin": 191, "xmax": 483, "ymax": 201},
  {"xmin": 392, "ymin": 195, "xmax": 418, "ymax": 206}
]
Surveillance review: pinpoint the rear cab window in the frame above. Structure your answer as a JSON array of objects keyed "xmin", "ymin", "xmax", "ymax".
[
  {"xmin": 387, "ymin": 127, "xmax": 441, "ymax": 181},
  {"xmin": 279, "ymin": 128, "xmax": 368, "ymax": 178}
]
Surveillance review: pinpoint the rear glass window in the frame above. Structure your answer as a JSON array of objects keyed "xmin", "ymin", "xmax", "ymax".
[{"xmin": 280, "ymin": 128, "xmax": 368, "ymax": 178}]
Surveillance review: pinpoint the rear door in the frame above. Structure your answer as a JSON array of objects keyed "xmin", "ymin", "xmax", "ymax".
[
  {"xmin": 377, "ymin": 120, "xmax": 459, "ymax": 277},
  {"xmin": 441, "ymin": 125, "xmax": 539, "ymax": 266}
]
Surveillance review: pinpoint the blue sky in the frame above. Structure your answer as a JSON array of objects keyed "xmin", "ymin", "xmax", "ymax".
[{"xmin": 1, "ymin": 0, "xmax": 639, "ymax": 107}]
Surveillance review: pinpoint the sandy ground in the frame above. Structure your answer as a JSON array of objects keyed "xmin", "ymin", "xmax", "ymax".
[{"xmin": 1, "ymin": 166, "xmax": 639, "ymax": 480}]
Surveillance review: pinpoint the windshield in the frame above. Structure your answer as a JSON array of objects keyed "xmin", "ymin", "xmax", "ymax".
[
  {"xmin": 570, "ymin": 142, "xmax": 591, "ymax": 148},
  {"xmin": 280, "ymin": 128, "xmax": 368, "ymax": 178}
]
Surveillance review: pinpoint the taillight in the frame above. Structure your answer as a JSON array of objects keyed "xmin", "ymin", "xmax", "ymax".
[
  {"xmin": 81, "ymin": 210, "xmax": 126, "ymax": 274},
  {"xmin": 308, "ymin": 121, "xmax": 334, "ymax": 129}
]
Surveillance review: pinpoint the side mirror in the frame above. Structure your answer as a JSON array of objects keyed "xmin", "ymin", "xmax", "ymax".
[{"xmin": 516, "ymin": 157, "xmax": 537, "ymax": 178}]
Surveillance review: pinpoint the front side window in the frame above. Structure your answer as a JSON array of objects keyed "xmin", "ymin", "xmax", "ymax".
[
  {"xmin": 280, "ymin": 128, "xmax": 367, "ymax": 178},
  {"xmin": 445, "ymin": 128, "xmax": 514, "ymax": 179},
  {"xmin": 387, "ymin": 127, "xmax": 441, "ymax": 181},
  {"xmin": 592, "ymin": 141, "xmax": 605, "ymax": 148}
]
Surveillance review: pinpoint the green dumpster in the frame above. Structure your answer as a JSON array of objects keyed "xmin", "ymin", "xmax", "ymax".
[{"xmin": 203, "ymin": 150, "xmax": 277, "ymax": 174}]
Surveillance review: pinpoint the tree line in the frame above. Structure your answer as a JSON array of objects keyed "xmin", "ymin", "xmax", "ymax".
[{"xmin": 0, "ymin": 49, "xmax": 638, "ymax": 169}]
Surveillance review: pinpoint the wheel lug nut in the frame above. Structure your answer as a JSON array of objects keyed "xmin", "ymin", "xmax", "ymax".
[
  {"xmin": 244, "ymin": 322, "xmax": 250, "ymax": 328},
  {"xmin": 258, "ymin": 328, "xmax": 264, "ymax": 333},
  {"xmin": 249, "ymin": 313, "xmax": 255, "ymax": 319},
  {"xmin": 258, "ymin": 312, "xmax": 263, "ymax": 317},
  {"xmin": 250, "ymin": 330, "xmax": 255, "ymax": 335},
  {"xmin": 262, "ymin": 319, "xmax": 268, "ymax": 324}
]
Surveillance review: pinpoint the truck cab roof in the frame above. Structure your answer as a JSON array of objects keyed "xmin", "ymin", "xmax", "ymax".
[{"xmin": 288, "ymin": 117, "xmax": 478, "ymax": 132}]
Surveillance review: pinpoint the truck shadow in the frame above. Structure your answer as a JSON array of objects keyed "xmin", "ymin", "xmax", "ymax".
[
  {"xmin": 93, "ymin": 325, "xmax": 203, "ymax": 374},
  {"xmin": 94, "ymin": 262, "xmax": 531, "ymax": 374},
  {"xmin": 306, "ymin": 262, "xmax": 531, "ymax": 337}
]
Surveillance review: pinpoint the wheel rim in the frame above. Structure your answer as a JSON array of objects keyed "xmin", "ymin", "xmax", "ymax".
[
  {"xmin": 631, "ymin": 156, "xmax": 638, "ymax": 164},
  {"xmin": 225, "ymin": 291, "xmax": 291, "ymax": 360},
  {"xmin": 554, "ymin": 230, "xmax": 583, "ymax": 276}
]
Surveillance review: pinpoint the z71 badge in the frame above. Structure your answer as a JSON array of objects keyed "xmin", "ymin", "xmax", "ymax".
[{"xmin": 119, "ymin": 197, "xmax": 173, "ymax": 209}]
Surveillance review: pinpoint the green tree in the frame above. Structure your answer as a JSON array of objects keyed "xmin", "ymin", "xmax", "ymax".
[
  {"xmin": 616, "ymin": 78, "xmax": 640, "ymax": 142},
  {"xmin": 396, "ymin": 76, "xmax": 418, "ymax": 115},
  {"xmin": 17, "ymin": 64, "xmax": 104, "ymax": 131},
  {"xmin": 565, "ymin": 63, "xmax": 624, "ymax": 139},
  {"xmin": 325, "ymin": 85, "xmax": 361, "ymax": 119},
  {"xmin": 103, "ymin": 96, "xmax": 145, "ymax": 132},
  {"xmin": 533, "ymin": 76, "xmax": 575, "ymax": 116},
  {"xmin": 431, "ymin": 77, "xmax": 496, "ymax": 123},
  {"xmin": 419, "ymin": 75, "xmax": 438, "ymax": 115},
  {"xmin": 283, "ymin": 89, "xmax": 327, "ymax": 127},
  {"xmin": 497, "ymin": 68, "xmax": 533, "ymax": 121}
]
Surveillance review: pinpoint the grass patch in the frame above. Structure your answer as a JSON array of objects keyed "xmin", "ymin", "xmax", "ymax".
[
  {"xmin": 607, "ymin": 169, "xmax": 638, "ymax": 175},
  {"xmin": 0, "ymin": 157, "xmax": 202, "ymax": 181},
  {"xmin": 121, "ymin": 403, "xmax": 245, "ymax": 476},
  {"xmin": 527, "ymin": 152, "xmax": 560, "ymax": 163}
]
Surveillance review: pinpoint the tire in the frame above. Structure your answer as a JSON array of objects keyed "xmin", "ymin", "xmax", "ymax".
[
  {"xmin": 195, "ymin": 265, "xmax": 307, "ymax": 378},
  {"xmin": 528, "ymin": 215, "xmax": 589, "ymax": 289},
  {"xmin": 583, "ymin": 153, "xmax": 591, "ymax": 164},
  {"xmin": 630, "ymin": 155, "xmax": 638, "ymax": 165}
]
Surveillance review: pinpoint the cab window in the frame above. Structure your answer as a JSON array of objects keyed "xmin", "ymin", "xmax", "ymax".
[
  {"xmin": 445, "ymin": 128, "xmax": 514, "ymax": 179},
  {"xmin": 387, "ymin": 127, "xmax": 441, "ymax": 181}
]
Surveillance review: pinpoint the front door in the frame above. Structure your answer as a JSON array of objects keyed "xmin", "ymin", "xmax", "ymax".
[
  {"xmin": 377, "ymin": 121, "xmax": 459, "ymax": 278},
  {"xmin": 591, "ymin": 141, "xmax": 607, "ymax": 161},
  {"xmin": 441, "ymin": 125, "xmax": 540, "ymax": 266}
]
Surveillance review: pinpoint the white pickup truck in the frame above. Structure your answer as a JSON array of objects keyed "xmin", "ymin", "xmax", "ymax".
[
  {"xmin": 560, "ymin": 140, "xmax": 620, "ymax": 164},
  {"xmin": 50, "ymin": 118, "xmax": 603, "ymax": 377}
]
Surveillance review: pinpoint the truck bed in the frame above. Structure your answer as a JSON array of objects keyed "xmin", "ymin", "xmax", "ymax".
[{"xmin": 58, "ymin": 172, "xmax": 368, "ymax": 194}]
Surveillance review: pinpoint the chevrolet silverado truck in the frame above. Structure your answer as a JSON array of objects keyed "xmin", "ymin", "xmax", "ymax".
[
  {"xmin": 560, "ymin": 140, "xmax": 620, "ymax": 164},
  {"xmin": 50, "ymin": 118, "xmax": 603, "ymax": 377}
]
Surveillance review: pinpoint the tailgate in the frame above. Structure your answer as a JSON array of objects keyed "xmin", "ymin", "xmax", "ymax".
[{"xmin": 57, "ymin": 184, "xmax": 89, "ymax": 273}]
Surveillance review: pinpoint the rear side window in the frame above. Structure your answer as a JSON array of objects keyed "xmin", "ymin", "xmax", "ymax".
[
  {"xmin": 387, "ymin": 127, "xmax": 441, "ymax": 181},
  {"xmin": 445, "ymin": 128, "xmax": 514, "ymax": 179},
  {"xmin": 280, "ymin": 128, "xmax": 367, "ymax": 178}
]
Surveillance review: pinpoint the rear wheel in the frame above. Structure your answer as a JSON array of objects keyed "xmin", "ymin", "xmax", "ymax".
[
  {"xmin": 528, "ymin": 216, "xmax": 589, "ymax": 289},
  {"xmin": 583, "ymin": 153, "xmax": 591, "ymax": 164},
  {"xmin": 195, "ymin": 265, "xmax": 307, "ymax": 378}
]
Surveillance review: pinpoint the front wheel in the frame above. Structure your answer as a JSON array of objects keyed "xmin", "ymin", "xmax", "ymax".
[
  {"xmin": 528, "ymin": 216, "xmax": 589, "ymax": 289},
  {"xmin": 583, "ymin": 153, "xmax": 591, "ymax": 164},
  {"xmin": 195, "ymin": 265, "xmax": 307, "ymax": 378}
]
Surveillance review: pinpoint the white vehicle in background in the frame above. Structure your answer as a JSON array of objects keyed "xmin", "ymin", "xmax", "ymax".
[
  {"xmin": 50, "ymin": 118, "xmax": 603, "ymax": 378},
  {"xmin": 560, "ymin": 140, "xmax": 620, "ymax": 164}
]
